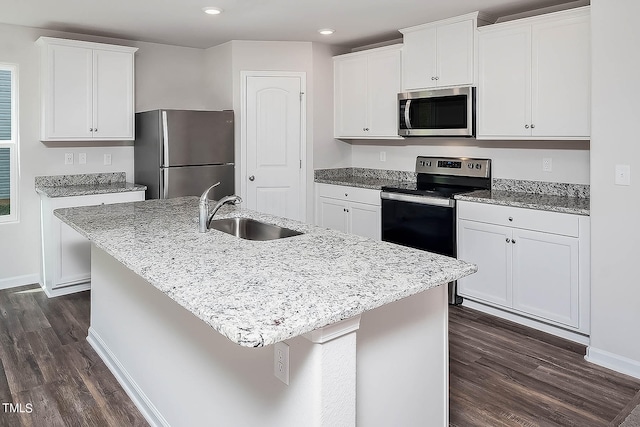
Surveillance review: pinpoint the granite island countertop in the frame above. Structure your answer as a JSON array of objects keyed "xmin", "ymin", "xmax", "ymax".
[
  {"xmin": 54, "ymin": 197, "xmax": 476, "ymax": 348},
  {"xmin": 455, "ymin": 189, "xmax": 590, "ymax": 216},
  {"xmin": 35, "ymin": 172, "xmax": 147, "ymax": 198}
]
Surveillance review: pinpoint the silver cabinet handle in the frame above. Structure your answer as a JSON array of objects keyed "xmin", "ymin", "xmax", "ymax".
[
  {"xmin": 435, "ymin": 76, "xmax": 439, "ymax": 80},
  {"xmin": 506, "ymin": 238, "xmax": 511, "ymax": 243},
  {"xmin": 90, "ymin": 128, "xmax": 93, "ymax": 132},
  {"xmin": 431, "ymin": 77, "xmax": 435, "ymax": 80},
  {"xmin": 94, "ymin": 128, "xmax": 97, "ymax": 132},
  {"xmin": 249, "ymin": 175, "xmax": 255, "ymax": 181},
  {"xmin": 508, "ymin": 217, "xmax": 513, "ymax": 222},
  {"xmin": 512, "ymin": 239, "xmax": 516, "ymax": 244},
  {"xmin": 525, "ymin": 124, "xmax": 530, "ymax": 129},
  {"xmin": 531, "ymin": 124, "xmax": 535, "ymax": 129},
  {"xmin": 344, "ymin": 193, "xmax": 348, "ymax": 197}
]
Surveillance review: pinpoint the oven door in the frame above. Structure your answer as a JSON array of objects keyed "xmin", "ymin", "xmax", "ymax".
[
  {"xmin": 381, "ymin": 192, "xmax": 456, "ymax": 257},
  {"xmin": 381, "ymin": 191, "xmax": 460, "ymax": 304}
]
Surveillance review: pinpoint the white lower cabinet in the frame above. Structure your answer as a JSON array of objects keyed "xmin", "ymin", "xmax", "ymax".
[
  {"xmin": 40, "ymin": 191, "xmax": 144, "ymax": 297},
  {"xmin": 457, "ymin": 201, "xmax": 590, "ymax": 338},
  {"xmin": 315, "ymin": 183, "xmax": 380, "ymax": 240}
]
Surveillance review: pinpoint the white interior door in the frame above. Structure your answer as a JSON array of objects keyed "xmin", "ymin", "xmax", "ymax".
[{"xmin": 245, "ymin": 74, "xmax": 304, "ymax": 221}]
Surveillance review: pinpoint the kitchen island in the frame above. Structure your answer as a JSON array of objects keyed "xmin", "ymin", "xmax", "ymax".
[{"xmin": 55, "ymin": 197, "xmax": 476, "ymax": 427}]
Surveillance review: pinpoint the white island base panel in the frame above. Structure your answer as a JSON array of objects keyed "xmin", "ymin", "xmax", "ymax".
[{"xmin": 88, "ymin": 245, "xmax": 448, "ymax": 427}]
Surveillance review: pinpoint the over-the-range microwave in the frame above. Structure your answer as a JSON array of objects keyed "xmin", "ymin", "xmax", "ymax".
[{"xmin": 398, "ymin": 86, "xmax": 475, "ymax": 137}]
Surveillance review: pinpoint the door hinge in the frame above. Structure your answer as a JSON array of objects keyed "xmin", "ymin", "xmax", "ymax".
[
  {"xmin": 300, "ymin": 159, "xmax": 302, "ymax": 169},
  {"xmin": 300, "ymin": 92, "xmax": 305, "ymax": 101}
]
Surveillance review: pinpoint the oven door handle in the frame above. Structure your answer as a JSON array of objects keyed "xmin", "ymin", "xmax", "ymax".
[{"xmin": 381, "ymin": 191, "xmax": 455, "ymax": 208}]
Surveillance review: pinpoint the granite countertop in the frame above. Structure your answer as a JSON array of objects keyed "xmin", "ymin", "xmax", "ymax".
[
  {"xmin": 54, "ymin": 197, "xmax": 476, "ymax": 348},
  {"xmin": 35, "ymin": 172, "xmax": 147, "ymax": 198},
  {"xmin": 455, "ymin": 190, "xmax": 590, "ymax": 216},
  {"xmin": 314, "ymin": 167, "xmax": 416, "ymax": 190}
]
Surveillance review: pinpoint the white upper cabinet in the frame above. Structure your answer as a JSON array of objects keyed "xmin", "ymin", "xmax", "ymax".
[
  {"xmin": 477, "ymin": 7, "xmax": 590, "ymax": 140},
  {"xmin": 37, "ymin": 37, "xmax": 138, "ymax": 142},
  {"xmin": 400, "ymin": 13, "xmax": 490, "ymax": 91},
  {"xmin": 334, "ymin": 44, "xmax": 402, "ymax": 139}
]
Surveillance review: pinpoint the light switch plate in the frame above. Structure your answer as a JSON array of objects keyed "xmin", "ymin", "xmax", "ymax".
[
  {"xmin": 542, "ymin": 158, "xmax": 552, "ymax": 172},
  {"xmin": 103, "ymin": 154, "xmax": 112, "ymax": 166},
  {"xmin": 64, "ymin": 153, "xmax": 73, "ymax": 165},
  {"xmin": 78, "ymin": 153, "xmax": 87, "ymax": 165},
  {"xmin": 615, "ymin": 164, "xmax": 631, "ymax": 186}
]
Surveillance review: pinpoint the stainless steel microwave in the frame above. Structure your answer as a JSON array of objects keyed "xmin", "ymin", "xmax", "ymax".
[{"xmin": 398, "ymin": 86, "xmax": 475, "ymax": 137}]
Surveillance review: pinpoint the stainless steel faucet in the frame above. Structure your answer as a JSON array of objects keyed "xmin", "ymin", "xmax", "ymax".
[{"xmin": 198, "ymin": 183, "xmax": 242, "ymax": 233}]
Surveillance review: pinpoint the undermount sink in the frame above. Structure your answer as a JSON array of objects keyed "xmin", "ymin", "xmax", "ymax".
[{"xmin": 208, "ymin": 217, "xmax": 303, "ymax": 241}]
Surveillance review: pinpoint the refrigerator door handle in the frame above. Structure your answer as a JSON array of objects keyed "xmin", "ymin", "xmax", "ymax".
[
  {"xmin": 161, "ymin": 110, "xmax": 170, "ymax": 167},
  {"xmin": 160, "ymin": 168, "xmax": 169, "ymax": 199}
]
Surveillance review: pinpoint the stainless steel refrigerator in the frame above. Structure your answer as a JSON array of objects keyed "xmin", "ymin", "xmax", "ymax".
[{"xmin": 134, "ymin": 110, "xmax": 234, "ymax": 200}]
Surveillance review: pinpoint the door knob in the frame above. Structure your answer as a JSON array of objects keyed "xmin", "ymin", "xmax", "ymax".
[{"xmin": 249, "ymin": 175, "xmax": 255, "ymax": 181}]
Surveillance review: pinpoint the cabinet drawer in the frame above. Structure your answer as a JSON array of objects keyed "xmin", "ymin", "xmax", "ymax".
[
  {"xmin": 457, "ymin": 201, "xmax": 579, "ymax": 237},
  {"xmin": 49, "ymin": 190, "xmax": 145, "ymax": 209},
  {"xmin": 315, "ymin": 183, "xmax": 381, "ymax": 206}
]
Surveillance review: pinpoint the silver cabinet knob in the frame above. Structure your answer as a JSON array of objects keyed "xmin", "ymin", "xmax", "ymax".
[
  {"xmin": 90, "ymin": 128, "xmax": 93, "ymax": 132},
  {"xmin": 508, "ymin": 217, "xmax": 513, "ymax": 222},
  {"xmin": 512, "ymin": 239, "xmax": 516, "ymax": 244},
  {"xmin": 525, "ymin": 124, "xmax": 530, "ymax": 129},
  {"xmin": 344, "ymin": 193, "xmax": 348, "ymax": 197},
  {"xmin": 435, "ymin": 76, "xmax": 439, "ymax": 80},
  {"xmin": 531, "ymin": 124, "xmax": 535, "ymax": 129},
  {"xmin": 249, "ymin": 175, "xmax": 255, "ymax": 181},
  {"xmin": 431, "ymin": 77, "xmax": 435, "ymax": 80},
  {"xmin": 94, "ymin": 128, "xmax": 97, "ymax": 132},
  {"xmin": 506, "ymin": 238, "xmax": 511, "ymax": 243}
]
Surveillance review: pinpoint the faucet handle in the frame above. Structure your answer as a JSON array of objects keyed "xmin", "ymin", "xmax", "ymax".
[{"xmin": 200, "ymin": 182, "xmax": 221, "ymax": 203}]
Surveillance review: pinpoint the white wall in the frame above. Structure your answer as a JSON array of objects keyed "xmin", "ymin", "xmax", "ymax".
[
  {"xmin": 350, "ymin": 139, "xmax": 590, "ymax": 183},
  {"xmin": 587, "ymin": 0, "xmax": 640, "ymax": 378},
  {"xmin": 0, "ymin": 23, "xmax": 208, "ymax": 287},
  {"xmin": 312, "ymin": 43, "xmax": 352, "ymax": 170}
]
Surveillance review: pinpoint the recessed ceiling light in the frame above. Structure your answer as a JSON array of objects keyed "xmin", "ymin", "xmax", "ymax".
[
  {"xmin": 318, "ymin": 29, "xmax": 335, "ymax": 35},
  {"xmin": 203, "ymin": 7, "xmax": 223, "ymax": 15}
]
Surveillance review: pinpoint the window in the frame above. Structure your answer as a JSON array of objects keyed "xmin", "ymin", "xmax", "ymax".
[{"xmin": 0, "ymin": 64, "xmax": 17, "ymax": 223}]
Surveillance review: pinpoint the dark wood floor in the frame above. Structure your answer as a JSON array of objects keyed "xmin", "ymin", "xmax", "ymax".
[
  {"xmin": 1, "ymin": 285, "xmax": 639, "ymax": 426},
  {"xmin": 0, "ymin": 285, "xmax": 147, "ymax": 427},
  {"xmin": 449, "ymin": 305, "xmax": 640, "ymax": 427}
]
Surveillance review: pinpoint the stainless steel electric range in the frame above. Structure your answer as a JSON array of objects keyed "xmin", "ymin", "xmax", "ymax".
[{"xmin": 381, "ymin": 156, "xmax": 491, "ymax": 304}]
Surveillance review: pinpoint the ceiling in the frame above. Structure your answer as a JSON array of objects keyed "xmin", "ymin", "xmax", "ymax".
[{"xmin": 0, "ymin": 0, "xmax": 584, "ymax": 49}]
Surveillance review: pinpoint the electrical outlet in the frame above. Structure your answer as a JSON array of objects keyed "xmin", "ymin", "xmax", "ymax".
[
  {"xmin": 64, "ymin": 153, "xmax": 73, "ymax": 165},
  {"xmin": 78, "ymin": 153, "xmax": 87, "ymax": 165},
  {"xmin": 274, "ymin": 341, "xmax": 289, "ymax": 385},
  {"xmin": 615, "ymin": 164, "xmax": 631, "ymax": 186},
  {"xmin": 380, "ymin": 151, "xmax": 386, "ymax": 162},
  {"xmin": 542, "ymin": 158, "xmax": 552, "ymax": 172},
  {"xmin": 103, "ymin": 154, "xmax": 112, "ymax": 165}
]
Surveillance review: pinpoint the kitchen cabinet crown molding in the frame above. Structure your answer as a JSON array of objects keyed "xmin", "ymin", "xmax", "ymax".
[
  {"xmin": 333, "ymin": 43, "xmax": 402, "ymax": 60},
  {"xmin": 478, "ymin": 5, "xmax": 589, "ymax": 33},
  {"xmin": 399, "ymin": 11, "xmax": 496, "ymax": 34},
  {"xmin": 35, "ymin": 36, "xmax": 138, "ymax": 54}
]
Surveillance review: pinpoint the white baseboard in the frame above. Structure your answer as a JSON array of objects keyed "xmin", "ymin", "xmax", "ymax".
[
  {"xmin": 585, "ymin": 346, "xmax": 640, "ymax": 380},
  {"xmin": 461, "ymin": 299, "xmax": 590, "ymax": 345},
  {"xmin": 0, "ymin": 274, "xmax": 39, "ymax": 290},
  {"xmin": 43, "ymin": 282, "xmax": 91, "ymax": 298},
  {"xmin": 87, "ymin": 327, "xmax": 169, "ymax": 427}
]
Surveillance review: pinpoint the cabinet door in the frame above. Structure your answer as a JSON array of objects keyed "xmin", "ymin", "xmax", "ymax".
[
  {"xmin": 436, "ymin": 20, "xmax": 474, "ymax": 88},
  {"xmin": 531, "ymin": 15, "xmax": 590, "ymax": 138},
  {"xmin": 53, "ymin": 218, "xmax": 91, "ymax": 288},
  {"xmin": 317, "ymin": 196, "xmax": 348, "ymax": 233},
  {"xmin": 511, "ymin": 229, "xmax": 579, "ymax": 328},
  {"xmin": 402, "ymin": 28, "xmax": 437, "ymax": 90},
  {"xmin": 334, "ymin": 56, "xmax": 368, "ymax": 137},
  {"xmin": 367, "ymin": 49, "xmax": 401, "ymax": 137},
  {"xmin": 93, "ymin": 50, "xmax": 135, "ymax": 139},
  {"xmin": 348, "ymin": 202, "xmax": 381, "ymax": 240},
  {"xmin": 45, "ymin": 44, "xmax": 93, "ymax": 139},
  {"xmin": 478, "ymin": 26, "xmax": 532, "ymax": 138},
  {"xmin": 457, "ymin": 220, "xmax": 512, "ymax": 307}
]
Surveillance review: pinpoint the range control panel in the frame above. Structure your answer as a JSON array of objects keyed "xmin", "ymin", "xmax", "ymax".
[{"xmin": 416, "ymin": 156, "xmax": 491, "ymax": 178}]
